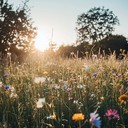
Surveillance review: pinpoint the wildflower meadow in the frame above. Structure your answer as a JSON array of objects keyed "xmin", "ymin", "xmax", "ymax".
[{"xmin": 0, "ymin": 53, "xmax": 128, "ymax": 128}]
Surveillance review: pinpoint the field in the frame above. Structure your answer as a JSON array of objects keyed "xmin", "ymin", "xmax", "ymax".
[{"xmin": 0, "ymin": 53, "xmax": 128, "ymax": 128}]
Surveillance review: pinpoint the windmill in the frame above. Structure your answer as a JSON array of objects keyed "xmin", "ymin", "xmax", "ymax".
[{"xmin": 49, "ymin": 28, "xmax": 56, "ymax": 50}]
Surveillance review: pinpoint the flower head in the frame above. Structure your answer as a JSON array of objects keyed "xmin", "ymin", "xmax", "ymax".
[
  {"xmin": 100, "ymin": 96, "xmax": 104, "ymax": 100},
  {"xmin": 82, "ymin": 65, "xmax": 89, "ymax": 71},
  {"xmin": 105, "ymin": 109, "xmax": 119, "ymax": 120},
  {"xmin": 90, "ymin": 111, "xmax": 101, "ymax": 128},
  {"xmin": 118, "ymin": 94, "xmax": 128, "ymax": 104},
  {"xmin": 3, "ymin": 73, "xmax": 10, "ymax": 77},
  {"xmin": 9, "ymin": 86, "xmax": 15, "ymax": 92},
  {"xmin": 36, "ymin": 98, "xmax": 46, "ymax": 108},
  {"xmin": 47, "ymin": 112, "xmax": 56, "ymax": 120},
  {"xmin": 77, "ymin": 84, "xmax": 83, "ymax": 89},
  {"xmin": 10, "ymin": 93, "xmax": 18, "ymax": 98},
  {"xmin": 0, "ymin": 82, "xmax": 3, "ymax": 87},
  {"xmin": 4, "ymin": 85, "xmax": 9, "ymax": 90},
  {"xmin": 54, "ymin": 84, "xmax": 60, "ymax": 90},
  {"xmin": 118, "ymin": 74, "xmax": 122, "ymax": 77},
  {"xmin": 63, "ymin": 83, "xmax": 67, "ymax": 89},
  {"xmin": 72, "ymin": 113, "xmax": 84, "ymax": 121},
  {"xmin": 67, "ymin": 87, "xmax": 72, "ymax": 92},
  {"xmin": 34, "ymin": 77, "xmax": 46, "ymax": 84},
  {"xmin": 43, "ymin": 71, "xmax": 48, "ymax": 75},
  {"xmin": 92, "ymin": 73, "xmax": 97, "ymax": 77}
]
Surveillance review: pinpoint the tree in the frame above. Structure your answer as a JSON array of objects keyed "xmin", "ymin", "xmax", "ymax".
[
  {"xmin": 76, "ymin": 7, "xmax": 119, "ymax": 44},
  {"xmin": 98, "ymin": 35, "xmax": 128, "ymax": 56},
  {"xmin": 0, "ymin": 0, "xmax": 37, "ymax": 61},
  {"xmin": 57, "ymin": 45, "xmax": 76, "ymax": 58}
]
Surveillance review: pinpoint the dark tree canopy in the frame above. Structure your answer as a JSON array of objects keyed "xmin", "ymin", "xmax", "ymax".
[
  {"xmin": 76, "ymin": 7, "xmax": 119, "ymax": 44},
  {"xmin": 0, "ymin": 0, "xmax": 37, "ymax": 61},
  {"xmin": 98, "ymin": 35, "xmax": 128, "ymax": 56}
]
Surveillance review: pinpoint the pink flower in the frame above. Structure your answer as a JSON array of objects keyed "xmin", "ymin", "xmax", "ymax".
[
  {"xmin": 105, "ymin": 109, "xmax": 120, "ymax": 120},
  {"xmin": 67, "ymin": 88, "xmax": 72, "ymax": 92}
]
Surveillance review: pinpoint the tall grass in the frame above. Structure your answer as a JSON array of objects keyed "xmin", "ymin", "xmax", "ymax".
[{"xmin": 0, "ymin": 53, "xmax": 128, "ymax": 128}]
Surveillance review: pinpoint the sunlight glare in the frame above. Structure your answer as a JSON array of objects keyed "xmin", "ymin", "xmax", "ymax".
[{"xmin": 35, "ymin": 32, "xmax": 49, "ymax": 52}]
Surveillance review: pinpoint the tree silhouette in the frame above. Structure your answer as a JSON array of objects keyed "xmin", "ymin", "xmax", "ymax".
[
  {"xmin": 0, "ymin": 0, "xmax": 37, "ymax": 61},
  {"xmin": 56, "ymin": 42, "xmax": 91, "ymax": 58},
  {"xmin": 98, "ymin": 35, "xmax": 128, "ymax": 57},
  {"xmin": 76, "ymin": 7, "xmax": 119, "ymax": 44}
]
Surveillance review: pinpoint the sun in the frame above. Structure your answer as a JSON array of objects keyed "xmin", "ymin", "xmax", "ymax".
[{"xmin": 34, "ymin": 31, "xmax": 50, "ymax": 52}]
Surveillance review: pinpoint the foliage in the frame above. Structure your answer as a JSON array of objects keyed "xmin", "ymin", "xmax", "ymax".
[
  {"xmin": 0, "ymin": 54, "xmax": 128, "ymax": 127},
  {"xmin": 99, "ymin": 35, "xmax": 128, "ymax": 56},
  {"xmin": 56, "ymin": 42, "xmax": 91, "ymax": 58},
  {"xmin": 76, "ymin": 7, "xmax": 119, "ymax": 44},
  {"xmin": 56, "ymin": 34, "xmax": 128, "ymax": 59},
  {"xmin": 57, "ymin": 45, "xmax": 77, "ymax": 58},
  {"xmin": 0, "ymin": 0, "xmax": 37, "ymax": 61}
]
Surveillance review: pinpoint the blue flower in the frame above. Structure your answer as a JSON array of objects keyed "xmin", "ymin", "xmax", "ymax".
[
  {"xmin": 4, "ymin": 85, "xmax": 9, "ymax": 90},
  {"xmin": 90, "ymin": 111, "xmax": 101, "ymax": 128},
  {"xmin": 63, "ymin": 84, "xmax": 67, "ymax": 89}
]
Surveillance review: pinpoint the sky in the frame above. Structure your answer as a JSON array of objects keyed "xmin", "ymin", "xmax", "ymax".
[{"xmin": 8, "ymin": 0, "xmax": 128, "ymax": 51}]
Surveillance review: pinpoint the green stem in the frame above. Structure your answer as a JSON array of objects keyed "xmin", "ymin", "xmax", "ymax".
[{"xmin": 78, "ymin": 121, "xmax": 81, "ymax": 128}]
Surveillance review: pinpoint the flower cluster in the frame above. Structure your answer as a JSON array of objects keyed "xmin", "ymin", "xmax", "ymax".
[
  {"xmin": 34, "ymin": 77, "xmax": 46, "ymax": 84},
  {"xmin": 0, "ymin": 82, "xmax": 18, "ymax": 98},
  {"xmin": 72, "ymin": 112, "xmax": 101, "ymax": 128}
]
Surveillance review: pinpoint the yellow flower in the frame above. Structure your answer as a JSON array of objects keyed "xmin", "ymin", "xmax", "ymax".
[
  {"xmin": 72, "ymin": 113, "xmax": 84, "ymax": 121},
  {"xmin": 43, "ymin": 71, "xmax": 48, "ymax": 75},
  {"xmin": 100, "ymin": 96, "xmax": 104, "ymax": 100},
  {"xmin": 118, "ymin": 94, "xmax": 128, "ymax": 104}
]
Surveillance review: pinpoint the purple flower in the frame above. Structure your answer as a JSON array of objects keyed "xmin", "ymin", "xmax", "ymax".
[
  {"xmin": 45, "ymin": 92, "xmax": 49, "ymax": 95},
  {"xmin": 92, "ymin": 73, "xmax": 97, "ymax": 77},
  {"xmin": 3, "ymin": 73, "xmax": 10, "ymax": 77},
  {"xmin": 105, "ymin": 109, "xmax": 120, "ymax": 120},
  {"xmin": 90, "ymin": 111, "xmax": 101, "ymax": 128}
]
